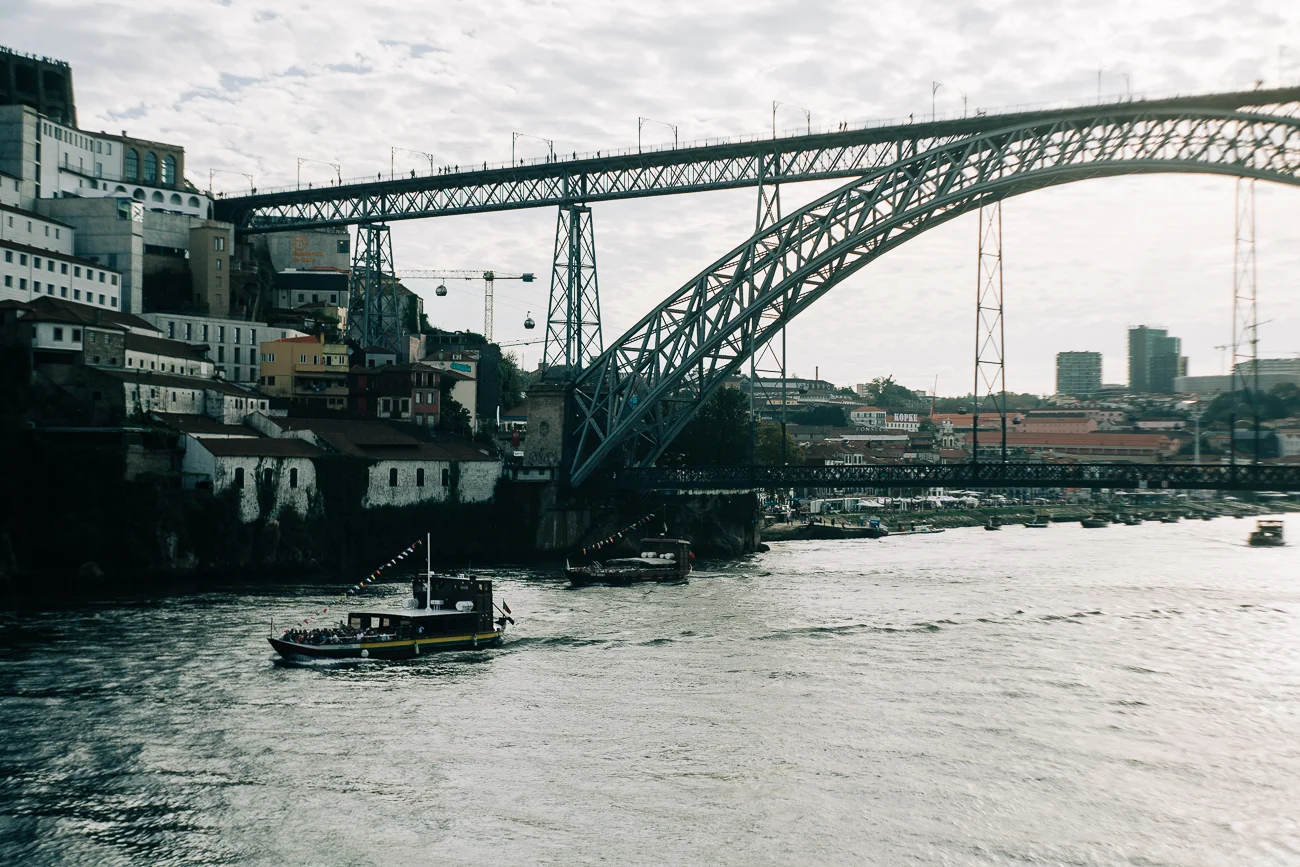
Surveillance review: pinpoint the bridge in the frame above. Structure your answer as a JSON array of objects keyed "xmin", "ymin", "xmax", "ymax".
[
  {"xmin": 595, "ymin": 463, "xmax": 1300, "ymax": 494},
  {"xmin": 213, "ymin": 87, "xmax": 1300, "ymax": 488}
]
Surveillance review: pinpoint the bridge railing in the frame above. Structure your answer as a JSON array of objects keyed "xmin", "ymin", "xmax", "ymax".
[
  {"xmin": 216, "ymin": 88, "xmax": 1236, "ymax": 198},
  {"xmin": 593, "ymin": 463, "xmax": 1300, "ymax": 493}
]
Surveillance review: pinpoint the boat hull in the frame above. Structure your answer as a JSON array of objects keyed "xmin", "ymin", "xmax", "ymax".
[
  {"xmin": 1248, "ymin": 537, "xmax": 1285, "ymax": 547},
  {"xmin": 566, "ymin": 568, "xmax": 689, "ymax": 587},
  {"xmin": 269, "ymin": 631, "xmax": 502, "ymax": 660}
]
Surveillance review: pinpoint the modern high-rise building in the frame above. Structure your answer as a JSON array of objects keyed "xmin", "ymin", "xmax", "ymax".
[
  {"xmin": 1128, "ymin": 325, "xmax": 1187, "ymax": 394},
  {"xmin": 1055, "ymin": 351, "xmax": 1103, "ymax": 397}
]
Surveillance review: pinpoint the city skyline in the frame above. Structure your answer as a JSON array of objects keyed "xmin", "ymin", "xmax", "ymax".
[{"xmin": 3, "ymin": 1, "xmax": 1300, "ymax": 392}]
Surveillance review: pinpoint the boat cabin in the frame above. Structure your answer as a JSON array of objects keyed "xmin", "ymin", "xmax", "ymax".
[{"xmin": 346, "ymin": 576, "xmax": 495, "ymax": 639}]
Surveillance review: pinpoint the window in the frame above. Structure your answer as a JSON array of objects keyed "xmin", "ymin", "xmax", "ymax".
[
  {"xmin": 218, "ymin": 326, "xmax": 225, "ymax": 343},
  {"xmin": 250, "ymin": 328, "xmax": 256, "ymax": 345},
  {"xmin": 151, "ymin": 191, "xmax": 164, "ymax": 202},
  {"xmin": 217, "ymin": 346, "xmax": 224, "ymax": 363},
  {"xmin": 264, "ymin": 468, "xmax": 273, "ymax": 486},
  {"xmin": 19, "ymin": 279, "xmax": 26, "ymax": 291},
  {"xmin": 215, "ymin": 258, "xmax": 222, "ymax": 271},
  {"xmin": 99, "ymin": 272, "xmax": 105, "ymax": 282},
  {"xmin": 143, "ymin": 152, "xmax": 157, "ymax": 183},
  {"xmin": 313, "ymin": 355, "xmax": 318, "ymax": 365},
  {"xmin": 389, "ymin": 468, "xmax": 398, "ymax": 487},
  {"xmin": 71, "ymin": 329, "xmax": 80, "ymax": 341},
  {"xmin": 168, "ymin": 321, "xmax": 175, "ymax": 339},
  {"xmin": 188, "ymin": 196, "xmax": 200, "ymax": 208},
  {"xmin": 74, "ymin": 267, "xmax": 80, "ymax": 277},
  {"xmin": 297, "ymin": 293, "xmax": 305, "ymax": 303},
  {"xmin": 441, "ymin": 468, "xmax": 450, "ymax": 486},
  {"xmin": 74, "ymin": 289, "xmax": 80, "ymax": 300},
  {"xmin": 185, "ymin": 323, "xmax": 192, "ymax": 340},
  {"xmin": 60, "ymin": 286, "xmax": 66, "ymax": 297},
  {"xmin": 213, "ymin": 236, "xmax": 226, "ymax": 251},
  {"xmin": 61, "ymin": 263, "xmax": 67, "ymax": 274},
  {"xmin": 99, "ymin": 295, "xmax": 105, "ymax": 305},
  {"xmin": 299, "ymin": 354, "xmax": 307, "ymax": 363},
  {"xmin": 3, "ymin": 277, "xmax": 9, "ymax": 288},
  {"xmin": 202, "ymin": 325, "xmax": 209, "ymax": 341},
  {"xmin": 3, "ymin": 251, "xmax": 9, "ymax": 263},
  {"xmin": 19, "ymin": 254, "xmax": 26, "ymax": 265},
  {"xmin": 48, "ymin": 260, "xmax": 54, "ymax": 271},
  {"xmin": 53, "ymin": 327, "xmax": 63, "ymax": 341},
  {"xmin": 265, "ymin": 375, "xmax": 275, "ymax": 385},
  {"xmin": 33, "ymin": 257, "xmax": 41, "ymax": 268},
  {"xmin": 234, "ymin": 347, "xmax": 241, "ymax": 363},
  {"xmin": 33, "ymin": 282, "xmax": 40, "ymax": 293},
  {"xmin": 124, "ymin": 149, "xmax": 138, "ymax": 178},
  {"xmin": 162, "ymin": 156, "xmax": 176, "ymax": 185},
  {"xmin": 234, "ymin": 467, "xmax": 244, "ymax": 489},
  {"xmin": 416, "ymin": 468, "xmax": 425, "ymax": 487},
  {"xmin": 337, "ymin": 238, "xmax": 349, "ymax": 254},
  {"xmin": 289, "ymin": 467, "xmax": 298, "ymax": 489},
  {"xmin": 88, "ymin": 332, "xmax": 96, "ymax": 344}
]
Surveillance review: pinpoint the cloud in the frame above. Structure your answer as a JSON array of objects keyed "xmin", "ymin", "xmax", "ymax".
[{"xmin": 6, "ymin": 0, "xmax": 1300, "ymax": 389}]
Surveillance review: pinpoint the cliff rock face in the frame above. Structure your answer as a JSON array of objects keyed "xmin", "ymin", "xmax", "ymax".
[{"xmin": 662, "ymin": 494, "xmax": 761, "ymax": 557}]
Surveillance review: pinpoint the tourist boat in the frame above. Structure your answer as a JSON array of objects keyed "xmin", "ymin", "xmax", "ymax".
[
  {"xmin": 984, "ymin": 518, "xmax": 1002, "ymax": 531},
  {"xmin": 269, "ymin": 539, "xmax": 509, "ymax": 660},
  {"xmin": 1023, "ymin": 516, "xmax": 1050, "ymax": 528},
  {"xmin": 1080, "ymin": 516, "xmax": 1109, "ymax": 528},
  {"xmin": 1247, "ymin": 519, "xmax": 1286, "ymax": 547},
  {"xmin": 566, "ymin": 537, "xmax": 692, "ymax": 586}
]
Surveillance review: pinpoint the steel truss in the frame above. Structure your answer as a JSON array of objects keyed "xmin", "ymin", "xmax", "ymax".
[
  {"xmin": 972, "ymin": 201, "xmax": 1007, "ymax": 462},
  {"xmin": 543, "ymin": 204, "xmax": 603, "ymax": 375},
  {"xmin": 215, "ymin": 89, "xmax": 1300, "ymax": 232},
  {"xmin": 596, "ymin": 462, "xmax": 1300, "ymax": 493},
  {"xmin": 347, "ymin": 224, "xmax": 401, "ymax": 353},
  {"xmin": 1231, "ymin": 178, "xmax": 1262, "ymax": 462},
  {"xmin": 748, "ymin": 155, "xmax": 789, "ymax": 464},
  {"xmin": 566, "ymin": 105, "xmax": 1300, "ymax": 485}
]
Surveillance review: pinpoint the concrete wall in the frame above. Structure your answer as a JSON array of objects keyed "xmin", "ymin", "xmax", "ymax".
[
  {"xmin": 363, "ymin": 459, "xmax": 452, "ymax": 508},
  {"xmin": 522, "ymin": 384, "xmax": 567, "ymax": 467},
  {"xmin": 125, "ymin": 378, "xmax": 205, "ymax": 416},
  {"xmin": 38, "ymin": 196, "xmax": 143, "ymax": 312},
  {"xmin": 265, "ymin": 228, "xmax": 350, "ymax": 272},
  {"xmin": 0, "ymin": 106, "xmax": 38, "ymax": 204},
  {"xmin": 457, "ymin": 459, "xmax": 502, "ymax": 503},
  {"xmin": 181, "ymin": 441, "xmax": 317, "ymax": 523},
  {"xmin": 205, "ymin": 391, "xmax": 268, "ymax": 425}
]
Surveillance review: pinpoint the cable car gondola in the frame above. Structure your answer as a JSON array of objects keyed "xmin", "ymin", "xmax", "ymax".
[
  {"xmin": 524, "ymin": 312, "xmax": 536, "ymax": 330},
  {"xmin": 435, "ymin": 283, "xmax": 448, "ymax": 297}
]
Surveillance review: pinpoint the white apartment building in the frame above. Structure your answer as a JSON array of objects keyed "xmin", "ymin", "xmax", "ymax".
[
  {"xmin": 141, "ymin": 312, "xmax": 306, "ymax": 385},
  {"xmin": 850, "ymin": 406, "xmax": 887, "ymax": 429},
  {"xmin": 0, "ymin": 202, "xmax": 123, "ymax": 309}
]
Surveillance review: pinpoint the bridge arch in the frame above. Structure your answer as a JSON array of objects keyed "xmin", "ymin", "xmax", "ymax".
[{"xmin": 567, "ymin": 105, "xmax": 1300, "ymax": 484}]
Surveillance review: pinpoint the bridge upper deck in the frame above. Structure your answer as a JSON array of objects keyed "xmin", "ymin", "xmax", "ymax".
[{"xmin": 214, "ymin": 86, "xmax": 1300, "ymax": 232}]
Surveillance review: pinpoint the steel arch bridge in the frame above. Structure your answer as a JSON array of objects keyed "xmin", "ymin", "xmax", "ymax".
[{"xmin": 565, "ymin": 102, "xmax": 1300, "ymax": 485}]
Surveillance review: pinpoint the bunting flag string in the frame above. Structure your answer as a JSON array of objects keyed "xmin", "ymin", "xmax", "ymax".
[
  {"xmin": 294, "ymin": 538, "xmax": 426, "ymax": 627},
  {"xmin": 578, "ymin": 513, "xmax": 658, "ymax": 557}
]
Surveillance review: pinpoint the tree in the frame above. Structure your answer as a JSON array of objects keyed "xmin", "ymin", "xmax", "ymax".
[
  {"xmin": 662, "ymin": 387, "xmax": 750, "ymax": 466},
  {"xmin": 755, "ymin": 421, "xmax": 803, "ymax": 465},
  {"xmin": 436, "ymin": 377, "xmax": 472, "ymax": 434},
  {"xmin": 859, "ymin": 375, "xmax": 922, "ymax": 408},
  {"xmin": 498, "ymin": 352, "xmax": 529, "ymax": 411}
]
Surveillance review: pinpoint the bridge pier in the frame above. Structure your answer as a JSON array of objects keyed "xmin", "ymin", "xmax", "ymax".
[
  {"xmin": 347, "ymin": 223, "xmax": 404, "ymax": 355},
  {"xmin": 542, "ymin": 203, "xmax": 603, "ymax": 377}
]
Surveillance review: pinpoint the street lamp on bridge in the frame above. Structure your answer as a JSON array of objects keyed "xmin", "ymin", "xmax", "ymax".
[
  {"xmin": 296, "ymin": 156, "xmax": 341, "ymax": 190},
  {"xmin": 512, "ymin": 131, "xmax": 554, "ymax": 165},
  {"xmin": 637, "ymin": 117, "xmax": 678, "ymax": 152},
  {"xmin": 771, "ymin": 101, "xmax": 811, "ymax": 138},
  {"xmin": 208, "ymin": 168, "xmax": 254, "ymax": 197},
  {"xmin": 932, "ymin": 81, "xmax": 942, "ymax": 121}
]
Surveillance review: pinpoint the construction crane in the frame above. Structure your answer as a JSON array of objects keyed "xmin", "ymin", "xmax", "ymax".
[{"xmin": 396, "ymin": 270, "xmax": 536, "ymax": 343}]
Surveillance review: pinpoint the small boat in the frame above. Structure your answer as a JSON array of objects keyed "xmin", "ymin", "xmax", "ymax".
[
  {"xmin": 567, "ymin": 537, "xmax": 692, "ymax": 586},
  {"xmin": 1081, "ymin": 516, "xmax": 1109, "ymax": 528},
  {"xmin": 1248, "ymin": 519, "xmax": 1285, "ymax": 547},
  {"xmin": 984, "ymin": 518, "xmax": 1002, "ymax": 531},
  {"xmin": 1110, "ymin": 514, "xmax": 1124, "ymax": 524},
  {"xmin": 1201, "ymin": 514, "xmax": 1215, "ymax": 521},
  {"xmin": 269, "ymin": 537, "xmax": 509, "ymax": 660},
  {"xmin": 1121, "ymin": 515, "xmax": 1143, "ymax": 526},
  {"xmin": 1024, "ymin": 516, "xmax": 1050, "ymax": 528},
  {"xmin": 1159, "ymin": 514, "xmax": 1180, "ymax": 524},
  {"xmin": 891, "ymin": 523, "xmax": 945, "ymax": 536}
]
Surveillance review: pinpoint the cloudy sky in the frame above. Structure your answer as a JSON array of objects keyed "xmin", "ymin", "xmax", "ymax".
[{"xmin": 7, "ymin": 0, "xmax": 1300, "ymax": 393}]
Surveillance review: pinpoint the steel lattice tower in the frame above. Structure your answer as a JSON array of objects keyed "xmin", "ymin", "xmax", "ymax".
[
  {"xmin": 972, "ymin": 202, "xmax": 1007, "ymax": 464},
  {"xmin": 542, "ymin": 204, "xmax": 603, "ymax": 375},
  {"xmin": 347, "ymin": 223, "xmax": 401, "ymax": 354},
  {"xmin": 1231, "ymin": 178, "xmax": 1261, "ymax": 463},
  {"xmin": 749, "ymin": 153, "xmax": 789, "ymax": 466}
]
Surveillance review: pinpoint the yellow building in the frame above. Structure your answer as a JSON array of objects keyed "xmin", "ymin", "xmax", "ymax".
[{"xmin": 258, "ymin": 334, "xmax": 349, "ymax": 409}]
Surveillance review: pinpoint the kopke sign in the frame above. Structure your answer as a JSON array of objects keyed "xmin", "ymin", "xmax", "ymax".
[{"xmin": 290, "ymin": 234, "xmax": 326, "ymax": 264}]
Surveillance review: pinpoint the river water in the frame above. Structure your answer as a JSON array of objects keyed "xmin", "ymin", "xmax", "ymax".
[{"xmin": 1, "ymin": 514, "xmax": 1298, "ymax": 865}]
